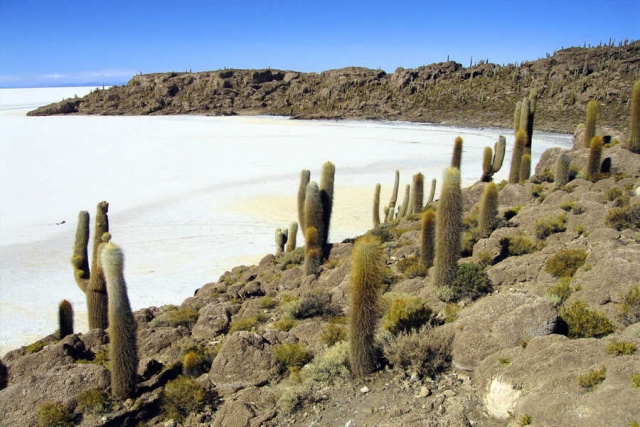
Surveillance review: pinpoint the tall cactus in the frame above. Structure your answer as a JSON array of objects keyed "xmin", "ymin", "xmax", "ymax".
[
  {"xmin": 630, "ymin": 80, "xmax": 640, "ymax": 153},
  {"xmin": 521, "ymin": 90, "xmax": 537, "ymax": 157},
  {"xmin": 297, "ymin": 170, "xmax": 311, "ymax": 234},
  {"xmin": 451, "ymin": 136, "xmax": 463, "ymax": 169},
  {"xmin": 519, "ymin": 154, "xmax": 532, "ymax": 183},
  {"xmin": 275, "ymin": 228, "xmax": 288, "ymax": 255},
  {"xmin": 426, "ymin": 178, "xmax": 437, "ymax": 206},
  {"xmin": 304, "ymin": 181, "xmax": 325, "ymax": 252},
  {"xmin": 399, "ymin": 184, "xmax": 410, "ymax": 218},
  {"xmin": 478, "ymin": 183, "xmax": 499, "ymax": 238},
  {"xmin": 101, "ymin": 243, "xmax": 138, "ymax": 400},
  {"xmin": 285, "ymin": 222, "xmax": 298, "ymax": 252},
  {"xmin": 58, "ymin": 300, "xmax": 74, "ymax": 339},
  {"xmin": 349, "ymin": 234, "xmax": 383, "ymax": 378},
  {"xmin": 481, "ymin": 136, "xmax": 506, "ymax": 182},
  {"xmin": 386, "ymin": 170, "xmax": 399, "ymax": 222},
  {"xmin": 304, "ymin": 226, "xmax": 321, "ymax": 276},
  {"xmin": 586, "ymin": 136, "xmax": 603, "ymax": 181},
  {"xmin": 420, "ymin": 210, "xmax": 436, "ymax": 269},
  {"xmin": 411, "ymin": 173, "xmax": 424, "ymax": 214},
  {"xmin": 554, "ymin": 153, "xmax": 571, "ymax": 188},
  {"xmin": 434, "ymin": 167, "xmax": 463, "ymax": 288},
  {"xmin": 513, "ymin": 100, "xmax": 522, "ymax": 134},
  {"xmin": 584, "ymin": 100, "xmax": 598, "ymax": 148},
  {"xmin": 373, "ymin": 183, "xmax": 381, "ymax": 228},
  {"xmin": 71, "ymin": 201, "xmax": 110, "ymax": 330},
  {"xmin": 509, "ymin": 130, "xmax": 526, "ymax": 183},
  {"xmin": 319, "ymin": 162, "xmax": 335, "ymax": 247}
]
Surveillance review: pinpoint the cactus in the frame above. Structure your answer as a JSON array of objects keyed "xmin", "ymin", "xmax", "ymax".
[
  {"xmin": 304, "ymin": 181, "xmax": 325, "ymax": 252},
  {"xmin": 481, "ymin": 136, "xmax": 507, "ymax": 182},
  {"xmin": 426, "ymin": 178, "xmax": 437, "ymax": 206},
  {"xmin": 630, "ymin": 80, "xmax": 640, "ymax": 153},
  {"xmin": 509, "ymin": 130, "xmax": 526, "ymax": 183},
  {"xmin": 586, "ymin": 136, "xmax": 603, "ymax": 181},
  {"xmin": 373, "ymin": 184, "xmax": 381, "ymax": 228},
  {"xmin": 0, "ymin": 359, "xmax": 7, "ymax": 390},
  {"xmin": 285, "ymin": 222, "xmax": 298, "ymax": 252},
  {"xmin": 521, "ymin": 90, "xmax": 537, "ymax": 157},
  {"xmin": 513, "ymin": 100, "xmax": 522, "ymax": 134},
  {"xmin": 319, "ymin": 162, "xmax": 335, "ymax": 247},
  {"xmin": 584, "ymin": 100, "xmax": 598, "ymax": 148},
  {"xmin": 349, "ymin": 234, "xmax": 383, "ymax": 378},
  {"xmin": 434, "ymin": 167, "xmax": 463, "ymax": 288},
  {"xmin": 304, "ymin": 227, "xmax": 321, "ymax": 276},
  {"xmin": 101, "ymin": 242, "xmax": 138, "ymax": 400},
  {"xmin": 386, "ymin": 170, "xmax": 400, "ymax": 222},
  {"xmin": 183, "ymin": 351, "xmax": 205, "ymax": 378},
  {"xmin": 411, "ymin": 173, "xmax": 424, "ymax": 214},
  {"xmin": 519, "ymin": 154, "xmax": 532, "ymax": 183},
  {"xmin": 451, "ymin": 136, "xmax": 463, "ymax": 169},
  {"xmin": 71, "ymin": 201, "xmax": 110, "ymax": 330},
  {"xmin": 275, "ymin": 228, "xmax": 288, "ymax": 255},
  {"xmin": 554, "ymin": 153, "xmax": 571, "ymax": 188},
  {"xmin": 478, "ymin": 183, "xmax": 499, "ymax": 238},
  {"xmin": 420, "ymin": 210, "xmax": 436, "ymax": 269},
  {"xmin": 399, "ymin": 184, "xmax": 410, "ymax": 218},
  {"xmin": 58, "ymin": 300, "xmax": 74, "ymax": 339},
  {"xmin": 297, "ymin": 170, "xmax": 311, "ymax": 233}
]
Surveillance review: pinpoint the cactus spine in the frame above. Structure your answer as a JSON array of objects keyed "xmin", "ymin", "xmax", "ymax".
[
  {"xmin": 478, "ymin": 183, "xmax": 499, "ymax": 238},
  {"xmin": 630, "ymin": 80, "xmax": 640, "ymax": 153},
  {"xmin": 586, "ymin": 136, "xmax": 603, "ymax": 181},
  {"xmin": 101, "ymin": 242, "xmax": 138, "ymax": 400},
  {"xmin": 451, "ymin": 136, "xmax": 463, "ymax": 169},
  {"xmin": 509, "ymin": 130, "xmax": 526, "ymax": 183},
  {"xmin": 349, "ymin": 234, "xmax": 383, "ymax": 378},
  {"xmin": 554, "ymin": 153, "xmax": 571, "ymax": 188},
  {"xmin": 434, "ymin": 167, "xmax": 462, "ymax": 288},
  {"xmin": 297, "ymin": 170, "xmax": 311, "ymax": 234},
  {"xmin": 58, "ymin": 300, "xmax": 74, "ymax": 339},
  {"xmin": 304, "ymin": 226, "xmax": 321, "ymax": 276},
  {"xmin": 584, "ymin": 100, "xmax": 598, "ymax": 148},
  {"xmin": 386, "ymin": 170, "xmax": 399, "ymax": 222},
  {"xmin": 411, "ymin": 173, "xmax": 424, "ymax": 214},
  {"xmin": 275, "ymin": 228, "xmax": 288, "ymax": 255},
  {"xmin": 399, "ymin": 184, "xmax": 410, "ymax": 218},
  {"xmin": 285, "ymin": 222, "xmax": 298, "ymax": 252},
  {"xmin": 373, "ymin": 183, "xmax": 381, "ymax": 228},
  {"xmin": 519, "ymin": 154, "xmax": 532, "ymax": 183},
  {"xmin": 420, "ymin": 210, "xmax": 436, "ymax": 269},
  {"xmin": 319, "ymin": 162, "xmax": 335, "ymax": 247}
]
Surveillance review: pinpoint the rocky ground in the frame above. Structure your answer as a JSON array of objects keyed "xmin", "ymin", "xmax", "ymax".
[
  {"xmin": 27, "ymin": 41, "xmax": 640, "ymax": 133},
  {"xmin": 1, "ymin": 124, "xmax": 640, "ymax": 426}
]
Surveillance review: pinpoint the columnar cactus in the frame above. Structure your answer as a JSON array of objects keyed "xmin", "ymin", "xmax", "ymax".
[
  {"xmin": 275, "ymin": 228, "xmax": 288, "ymax": 255},
  {"xmin": 630, "ymin": 80, "xmax": 640, "ymax": 153},
  {"xmin": 554, "ymin": 153, "xmax": 572, "ymax": 188},
  {"xmin": 304, "ymin": 181, "xmax": 325, "ymax": 253},
  {"xmin": 386, "ymin": 170, "xmax": 400, "ymax": 222},
  {"xmin": 586, "ymin": 136, "xmax": 603, "ymax": 181},
  {"xmin": 71, "ymin": 201, "xmax": 110, "ymax": 330},
  {"xmin": 285, "ymin": 222, "xmax": 298, "ymax": 252},
  {"xmin": 481, "ymin": 136, "xmax": 506, "ymax": 182},
  {"xmin": 411, "ymin": 173, "xmax": 424, "ymax": 214},
  {"xmin": 478, "ymin": 182, "xmax": 499, "ymax": 238},
  {"xmin": 349, "ymin": 234, "xmax": 383, "ymax": 378},
  {"xmin": 297, "ymin": 170, "xmax": 311, "ymax": 233},
  {"xmin": 399, "ymin": 184, "xmax": 410, "ymax": 218},
  {"xmin": 373, "ymin": 183, "xmax": 381, "ymax": 228},
  {"xmin": 514, "ymin": 100, "xmax": 522, "ymax": 134},
  {"xmin": 509, "ymin": 130, "xmax": 526, "ymax": 184},
  {"xmin": 420, "ymin": 210, "xmax": 436, "ymax": 269},
  {"xmin": 451, "ymin": 136, "xmax": 463, "ymax": 169},
  {"xmin": 304, "ymin": 227, "xmax": 321, "ymax": 276},
  {"xmin": 58, "ymin": 300, "xmax": 74, "ymax": 339},
  {"xmin": 101, "ymin": 242, "xmax": 138, "ymax": 400},
  {"xmin": 319, "ymin": 162, "xmax": 335, "ymax": 247},
  {"xmin": 519, "ymin": 154, "xmax": 532, "ymax": 183},
  {"xmin": 434, "ymin": 167, "xmax": 463, "ymax": 288},
  {"xmin": 426, "ymin": 178, "xmax": 437, "ymax": 206},
  {"xmin": 521, "ymin": 90, "xmax": 537, "ymax": 157},
  {"xmin": 584, "ymin": 100, "xmax": 598, "ymax": 148}
]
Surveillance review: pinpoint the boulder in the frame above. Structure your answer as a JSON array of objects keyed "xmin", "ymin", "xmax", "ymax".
[{"xmin": 192, "ymin": 302, "xmax": 241, "ymax": 341}]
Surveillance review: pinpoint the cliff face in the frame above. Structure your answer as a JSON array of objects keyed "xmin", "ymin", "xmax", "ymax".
[{"xmin": 28, "ymin": 41, "xmax": 640, "ymax": 133}]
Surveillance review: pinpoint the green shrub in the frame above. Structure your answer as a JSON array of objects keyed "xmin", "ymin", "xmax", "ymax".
[
  {"xmin": 77, "ymin": 388, "xmax": 112, "ymax": 414},
  {"xmin": 382, "ymin": 325, "xmax": 453, "ymax": 378},
  {"xmin": 278, "ymin": 247, "xmax": 305, "ymax": 270},
  {"xmin": 37, "ymin": 402, "xmax": 73, "ymax": 427},
  {"xmin": 606, "ymin": 340, "xmax": 637, "ymax": 356},
  {"xmin": 150, "ymin": 306, "xmax": 199, "ymax": 329},
  {"xmin": 282, "ymin": 291, "xmax": 339, "ymax": 319},
  {"xmin": 274, "ymin": 343, "xmax": 312, "ymax": 373},
  {"xmin": 448, "ymin": 263, "xmax": 492, "ymax": 302},
  {"xmin": 559, "ymin": 300, "xmax": 615, "ymax": 338},
  {"xmin": 606, "ymin": 204, "xmax": 640, "ymax": 230},
  {"xmin": 161, "ymin": 376, "xmax": 207, "ymax": 421},
  {"xmin": 303, "ymin": 341, "xmax": 350, "ymax": 383},
  {"xmin": 534, "ymin": 214, "xmax": 567, "ymax": 240},
  {"xmin": 605, "ymin": 187, "xmax": 630, "ymax": 207},
  {"xmin": 25, "ymin": 341, "xmax": 47, "ymax": 355},
  {"xmin": 501, "ymin": 235, "xmax": 536, "ymax": 257},
  {"xmin": 443, "ymin": 303, "xmax": 460, "ymax": 323},
  {"xmin": 546, "ymin": 278, "xmax": 573, "ymax": 306},
  {"xmin": 381, "ymin": 296, "xmax": 432, "ymax": 335},
  {"xmin": 618, "ymin": 286, "xmax": 640, "ymax": 326},
  {"xmin": 503, "ymin": 205, "xmax": 522, "ymax": 221},
  {"xmin": 396, "ymin": 256, "xmax": 427, "ymax": 278},
  {"xmin": 461, "ymin": 229, "xmax": 480, "ymax": 257},
  {"xmin": 273, "ymin": 317, "xmax": 297, "ymax": 332},
  {"xmin": 228, "ymin": 316, "xmax": 258, "ymax": 334},
  {"xmin": 531, "ymin": 184, "xmax": 546, "ymax": 198},
  {"xmin": 498, "ymin": 357, "xmax": 511, "ymax": 365},
  {"xmin": 258, "ymin": 296, "xmax": 277, "ymax": 309},
  {"xmin": 633, "ymin": 373, "xmax": 640, "ymax": 389},
  {"xmin": 517, "ymin": 414, "xmax": 533, "ymax": 426},
  {"xmin": 321, "ymin": 323, "xmax": 346, "ymax": 346},
  {"xmin": 544, "ymin": 249, "xmax": 588, "ymax": 278},
  {"xmin": 577, "ymin": 365, "xmax": 606, "ymax": 390}
]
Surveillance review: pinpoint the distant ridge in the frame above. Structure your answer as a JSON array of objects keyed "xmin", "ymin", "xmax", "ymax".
[{"xmin": 28, "ymin": 41, "xmax": 640, "ymax": 133}]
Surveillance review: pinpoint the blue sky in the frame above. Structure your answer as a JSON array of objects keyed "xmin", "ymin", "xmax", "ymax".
[{"xmin": 0, "ymin": 0, "xmax": 638, "ymax": 87}]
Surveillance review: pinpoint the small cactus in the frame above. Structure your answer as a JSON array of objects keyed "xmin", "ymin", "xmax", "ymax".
[
  {"xmin": 58, "ymin": 300, "xmax": 74, "ymax": 339},
  {"xmin": 451, "ymin": 136, "xmax": 463, "ymax": 169},
  {"xmin": 349, "ymin": 234, "xmax": 383, "ymax": 378},
  {"xmin": 297, "ymin": 170, "xmax": 311, "ymax": 233},
  {"xmin": 586, "ymin": 136, "xmax": 603, "ymax": 181},
  {"xmin": 275, "ymin": 228, "xmax": 288, "ymax": 255},
  {"xmin": 420, "ymin": 210, "xmax": 436, "ymax": 269},
  {"xmin": 101, "ymin": 242, "xmax": 138, "ymax": 400},
  {"xmin": 426, "ymin": 178, "xmax": 437, "ymax": 206},
  {"xmin": 285, "ymin": 222, "xmax": 298, "ymax": 252},
  {"xmin": 630, "ymin": 80, "xmax": 640, "ymax": 153},
  {"xmin": 554, "ymin": 153, "xmax": 571, "ymax": 188},
  {"xmin": 584, "ymin": 100, "xmax": 598, "ymax": 148},
  {"xmin": 373, "ymin": 183, "xmax": 381, "ymax": 228},
  {"xmin": 509, "ymin": 130, "xmax": 526, "ymax": 184},
  {"xmin": 519, "ymin": 154, "xmax": 532, "ymax": 183},
  {"xmin": 481, "ymin": 136, "xmax": 507, "ymax": 182},
  {"xmin": 304, "ymin": 227, "xmax": 322, "ymax": 276},
  {"xmin": 434, "ymin": 167, "xmax": 463, "ymax": 288},
  {"xmin": 478, "ymin": 183, "xmax": 499, "ymax": 238},
  {"xmin": 386, "ymin": 171, "xmax": 400, "ymax": 222},
  {"xmin": 411, "ymin": 173, "xmax": 424, "ymax": 214}
]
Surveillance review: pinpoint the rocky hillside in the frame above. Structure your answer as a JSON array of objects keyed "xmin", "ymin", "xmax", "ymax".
[
  {"xmin": 28, "ymin": 41, "xmax": 640, "ymax": 133},
  {"xmin": 1, "ymin": 125, "xmax": 640, "ymax": 426}
]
